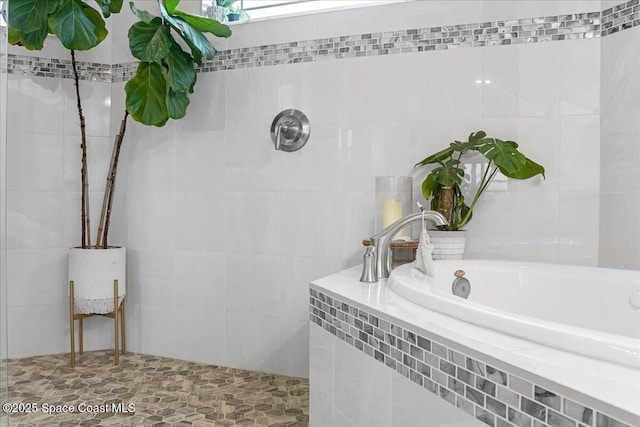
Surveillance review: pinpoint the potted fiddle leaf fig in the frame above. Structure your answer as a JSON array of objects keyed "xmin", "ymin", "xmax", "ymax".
[
  {"xmin": 415, "ymin": 131, "xmax": 545, "ymax": 259},
  {"xmin": 9, "ymin": 0, "xmax": 231, "ymax": 313}
]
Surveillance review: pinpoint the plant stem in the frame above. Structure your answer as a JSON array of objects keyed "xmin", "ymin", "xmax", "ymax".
[
  {"xmin": 458, "ymin": 163, "xmax": 498, "ymax": 229},
  {"xmin": 96, "ymin": 111, "xmax": 129, "ymax": 248},
  {"xmin": 71, "ymin": 50, "xmax": 91, "ymax": 248}
]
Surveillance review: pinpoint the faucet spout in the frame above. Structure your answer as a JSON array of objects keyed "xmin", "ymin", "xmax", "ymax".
[{"xmin": 361, "ymin": 210, "xmax": 448, "ymax": 282}]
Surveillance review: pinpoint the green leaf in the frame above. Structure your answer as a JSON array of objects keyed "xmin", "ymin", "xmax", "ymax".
[
  {"xmin": 94, "ymin": 0, "xmax": 123, "ymax": 17},
  {"xmin": 158, "ymin": 2, "xmax": 217, "ymax": 62},
  {"xmin": 421, "ymin": 174, "xmax": 437, "ymax": 200},
  {"xmin": 49, "ymin": 0, "xmax": 107, "ymax": 51},
  {"xmin": 8, "ymin": 0, "xmax": 49, "ymax": 33},
  {"xmin": 129, "ymin": 2, "xmax": 156, "ymax": 23},
  {"xmin": 8, "ymin": 27, "xmax": 22, "ymax": 46},
  {"xmin": 415, "ymin": 146, "xmax": 454, "ymax": 167},
  {"xmin": 167, "ymin": 88, "xmax": 189, "ymax": 119},
  {"xmin": 498, "ymin": 157, "xmax": 546, "ymax": 180},
  {"xmin": 164, "ymin": 0, "xmax": 180, "ymax": 14},
  {"xmin": 128, "ymin": 20, "xmax": 172, "ymax": 62},
  {"xmin": 164, "ymin": 42, "xmax": 196, "ymax": 92},
  {"xmin": 125, "ymin": 62, "xmax": 169, "ymax": 126},
  {"xmin": 18, "ymin": 26, "xmax": 50, "ymax": 49},
  {"xmin": 476, "ymin": 137, "xmax": 526, "ymax": 175},
  {"xmin": 173, "ymin": 9, "xmax": 232, "ymax": 38},
  {"xmin": 167, "ymin": 16, "xmax": 217, "ymax": 62},
  {"xmin": 431, "ymin": 160, "xmax": 463, "ymax": 187}
]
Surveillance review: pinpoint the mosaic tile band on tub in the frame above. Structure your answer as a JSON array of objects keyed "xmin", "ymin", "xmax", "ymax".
[
  {"xmin": 309, "ymin": 288, "xmax": 637, "ymax": 427},
  {"xmin": 6, "ymin": 0, "xmax": 639, "ymax": 81}
]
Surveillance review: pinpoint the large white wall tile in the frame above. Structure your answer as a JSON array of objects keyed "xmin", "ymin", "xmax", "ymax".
[
  {"xmin": 225, "ymin": 128, "xmax": 283, "ymax": 192},
  {"xmin": 224, "ymin": 192, "xmax": 282, "ymax": 255},
  {"xmin": 7, "ymin": 191, "xmax": 80, "ymax": 249},
  {"xmin": 409, "ymin": 49, "xmax": 483, "ymax": 122},
  {"xmin": 176, "ymin": 72, "xmax": 227, "ymax": 133},
  {"xmin": 175, "ymin": 130, "xmax": 226, "ymax": 193},
  {"xmin": 127, "ymin": 192, "xmax": 174, "ymax": 250},
  {"xmin": 226, "ymin": 66, "xmax": 284, "ymax": 131},
  {"xmin": 225, "ymin": 253, "xmax": 286, "ymax": 317},
  {"xmin": 560, "ymin": 38, "xmax": 601, "ymax": 115},
  {"xmin": 7, "ymin": 75, "xmax": 64, "ymax": 135},
  {"xmin": 599, "ymin": 193, "xmax": 640, "ymax": 270},
  {"xmin": 7, "ymin": 249, "xmax": 68, "ymax": 306},
  {"xmin": 8, "ymin": 304, "xmax": 68, "ymax": 357},
  {"xmin": 174, "ymin": 251, "xmax": 226, "ymax": 312},
  {"xmin": 560, "ymin": 115, "xmax": 601, "ymax": 192},
  {"xmin": 481, "ymin": 46, "xmax": 519, "ymax": 118},
  {"xmin": 601, "ymin": 28, "xmax": 640, "ymax": 114},
  {"xmin": 559, "ymin": 192, "xmax": 599, "ymax": 266},
  {"xmin": 334, "ymin": 337, "xmax": 392, "ymax": 427},
  {"xmin": 225, "ymin": 313, "xmax": 283, "ymax": 372},
  {"xmin": 600, "ymin": 110, "xmax": 640, "ymax": 192},
  {"xmin": 7, "ymin": 132, "xmax": 64, "ymax": 191},
  {"xmin": 126, "ymin": 249, "xmax": 175, "ymax": 307},
  {"xmin": 62, "ymin": 80, "xmax": 112, "ymax": 138},
  {"xmin": 172, "ymin": 309, "xmax": 226, "ymax": 366},
  {"xmin": 175, "ymin": 192, "xmax": 226, "ymax": 252},
  {"xmin": 342, "ymin": 55, "xmax": 411, "ymax": 125},
  {"xmin": 124, "ymin": 122, "xmax": 176, "ymax": 193},
  {"xmin": 517, "ymin": 42, "xmax": 561, "ymax": 117}
]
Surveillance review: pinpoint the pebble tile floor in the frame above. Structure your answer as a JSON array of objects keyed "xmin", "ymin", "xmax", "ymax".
[{"xmin": 6, "ymin": 350, "xmax": 309, "ymax": 427}]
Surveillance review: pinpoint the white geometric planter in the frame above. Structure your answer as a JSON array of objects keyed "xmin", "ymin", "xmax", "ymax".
[
  {"xmin": 68, "ymin": 247, "xmax": 126, "ymax": 314},
  {"xmin": 429, "ymin": 230, "xmax": 466, "ymax": 260}
]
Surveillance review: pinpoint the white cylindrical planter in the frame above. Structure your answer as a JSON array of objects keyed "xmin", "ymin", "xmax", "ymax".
[
  {"xmin": 429, "ymin": 230, "xmax": 466, "ymax": 260},
  {"xmin": 68, "ymin": 247, "xmax": 126, "ymax": 314}
]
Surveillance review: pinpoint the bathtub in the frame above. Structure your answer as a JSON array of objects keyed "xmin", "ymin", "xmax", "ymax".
[
  {"xmin": 388, "ymin": 260, "xmax": 640, "ymax": 369},
  {"xmin": 310, "ymin": 261, "xmax": 640, "ymax": 427}
]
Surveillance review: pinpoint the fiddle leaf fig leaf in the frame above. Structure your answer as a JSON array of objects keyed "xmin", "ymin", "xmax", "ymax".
[
  {"xmin": 16, "ymin": 26, "xmax": 49, "ymax": 49},
  {"xmin": 172, "ymin": 9, "xmax": 232, "ymax": 38},
  {"xmin": 167, "ymin": 88, "xmax": 190, "ymax": 119},
  {"xmin": 125, "ymin": 62, "xmax": 169, "ymax": 126},
  {"xmin": 157, "ymin": 1, "xmax": 217, "ymax": 62},
  {"xmin": 8, "ymin": 0, "xmax": 49, "ymax": 33},
  {"xmin": 129, "ymin": 2, "xmax": 156, "ymax": 23},
  {"xmin": 128, "ymin": 19, "xmax": 172, "ymax": 62},
  {"xmin": 94, "ymin": 0, "xmax": 123, "ymax": 17},
  {"xmin": 476, "ymin": 137, "xmax": 526, "ymax": 175},
  {"xmin": 164, "ymin": 42, "xmax": 196, "ymax": 92},
  {"xmin": 49, "ymin": 0, "xmax": 108, "ymax": 51}
]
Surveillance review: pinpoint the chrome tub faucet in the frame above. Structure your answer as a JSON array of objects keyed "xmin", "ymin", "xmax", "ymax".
[{"xmin": 360, "ymin": 210, "xmax": 448, "ymax": 282}]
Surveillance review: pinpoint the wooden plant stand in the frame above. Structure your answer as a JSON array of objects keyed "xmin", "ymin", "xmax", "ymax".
[{"xmin": 69, "ymin": 279, "xmax": 126, "ymax": 367}]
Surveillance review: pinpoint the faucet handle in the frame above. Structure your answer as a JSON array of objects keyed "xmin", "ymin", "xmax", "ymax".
[{"xmin": 360, "ymin": 246, "xmax": 378, "ymax": 283}]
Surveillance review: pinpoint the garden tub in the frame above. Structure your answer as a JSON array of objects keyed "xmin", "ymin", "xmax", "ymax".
[{"xmin": 388, "ymin": 260, "xmax": 640, "ymax": 369}]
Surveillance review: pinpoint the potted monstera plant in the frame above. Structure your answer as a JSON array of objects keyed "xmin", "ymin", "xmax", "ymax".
[
  {"xmin": 9, "ymin": 0, "xmax": 231, "ymax": 313},
  {"xmin": 415, "ymin": 131, "xmax": 545, "ymax": 259}
]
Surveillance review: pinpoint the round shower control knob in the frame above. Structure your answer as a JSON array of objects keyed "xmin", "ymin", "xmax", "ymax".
[{"xmin": 270, "ymin": 109, "xmax": 310, "ymax": 152}]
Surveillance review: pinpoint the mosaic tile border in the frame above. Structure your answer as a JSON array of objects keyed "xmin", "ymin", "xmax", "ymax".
[
  {"xmin": 6, "ymin": 0, "xmax": 637, "ymax": 81},
  {"xmin": 7, "ymin": 54, "xmax": 112, "ymax": 82},
  {"xmin": 309, "ymin": 288, "xmax": 638, "ymax": 427},
  {"xmin": 602, "ymin": 0, "xmax": 640, "ymax": 35}
]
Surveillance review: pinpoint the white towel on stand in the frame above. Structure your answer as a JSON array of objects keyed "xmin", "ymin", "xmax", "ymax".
[{"xmin": 415, "ymin": 228, "xmax": 435, "ymax": 277}]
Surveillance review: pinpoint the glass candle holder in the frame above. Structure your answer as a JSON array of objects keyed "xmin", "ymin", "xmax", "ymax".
[{"xmin": 375, "ymin": 176, "xmax": 413, "ymax": 238}]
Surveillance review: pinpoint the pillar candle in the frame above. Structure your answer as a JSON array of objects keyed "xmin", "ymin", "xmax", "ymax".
[{"xmin": 382, "ymin": 199, "xmax": 404, "ymax": 237}]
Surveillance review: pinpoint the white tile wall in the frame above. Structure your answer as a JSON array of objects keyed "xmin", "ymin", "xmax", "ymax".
[
  {"xmin": 600, "ymin": 27, "xmax": 640, "ymax": 270},
  {"xmin": 310, "ymin": 323, "xmax": 486, "ymax": 427},
  {"xmin": 5, "ymin": 0, "xmax": 636, "ymax": 373}
]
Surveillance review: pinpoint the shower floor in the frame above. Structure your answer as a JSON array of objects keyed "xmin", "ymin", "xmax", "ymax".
[{"xmin": 6, "ymin": 350, "xmax": 309, "ymax": 426}]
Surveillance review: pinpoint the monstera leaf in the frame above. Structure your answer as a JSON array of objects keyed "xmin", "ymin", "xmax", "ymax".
[{"xmin": 476, "ymin": 137, "xmax": 527, "ymax": 176}]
